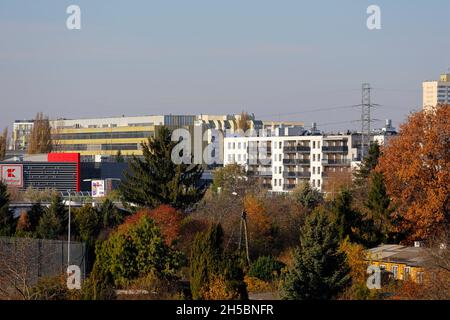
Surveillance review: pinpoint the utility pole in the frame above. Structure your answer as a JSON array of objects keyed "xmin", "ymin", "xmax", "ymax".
[
  {"xmin": 239, "ymin": 210, "xmax": 250, "ymax": 266},
  {"xmin": 361, "ymin": 83, "xmax": 372, "ymax": 160}
]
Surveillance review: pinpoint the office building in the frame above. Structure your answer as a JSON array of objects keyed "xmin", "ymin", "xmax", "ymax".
[{"xmin": 423, "ymin": 73, "xmax": 450, "ymax": 111}]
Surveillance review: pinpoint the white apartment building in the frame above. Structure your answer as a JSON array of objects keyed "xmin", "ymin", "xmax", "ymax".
[
  {"xmin": 224, "ymin": 130, "xmax": 358, "ymax": 193},
  {"xmin": 224, "ymin": 123, "xmax": 396, "ymax": 193},
  {"xmin": 423, "ymin": 73, "xmax": 450, "ymax": 111}
]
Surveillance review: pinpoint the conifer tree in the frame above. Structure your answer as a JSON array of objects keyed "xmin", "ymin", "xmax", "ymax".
[
  {"xmin": 36, "ymin": 194, "xmax": 66, "ymax": 239},
  {"xmin": 28, "ymin": 203, "xmax": 44, "ymax": 232},
  {"xmin": 120, "ymin": 126, "xmax": 206, "ymax": 209},
  {"xmin": 364, "ymin": 172, "xmax": 393, "ymax": 244},
  {"xmin": 190, "ymin": 223, "xmax": 247, "ymax": 300},
  {"xmin": 0, "ymin": 181, "xmax": 15, "ymax": 236},
  {"xmin": 281, "ymin": 207, "xmax": 350, "ymax": 300},
  {"xmin": 354, "ymin": 141, "xmax": 381, "ymax": 184},
  {"xmin": 332, "ymin": 189, "xmax": 360, "ymax": 243},
  {"xmin": 292, "ymin": 181, "xmax": 324, "ymax": 211}
]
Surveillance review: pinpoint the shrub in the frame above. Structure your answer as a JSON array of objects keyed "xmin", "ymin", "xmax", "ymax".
[
  {"xmin": 248, "ymin": 256, "xmax": 285, "ymax": 281},
  {"xmin": 94, "ymin": 214, "xmax": 183, "ymax": 287}
]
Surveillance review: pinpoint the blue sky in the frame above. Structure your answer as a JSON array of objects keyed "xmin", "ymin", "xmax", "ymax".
[{"xmin": 1, "ymin": 0, "xmax": 449, "ymax": 131}]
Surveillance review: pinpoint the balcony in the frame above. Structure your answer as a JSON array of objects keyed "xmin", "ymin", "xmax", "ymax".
[
  {"xmin": 247, "ymin": 170, "xmax": 273, "ymax": 177},
  {"xmin": 283, "ymin": 146, "xmax": 311, "ymax": 153},
  {"xmin": 283, "ymin": 171, "xmax": 311, "ymax": 179},
  {"xmin": 321, "ymin": 159, "xmax": 351, "ymax": 166},
  {"xmin": 283, "ymin": 158, "xmax": 311, "ymax": 166},
  {"xmin": 283, "ymin": 184, "xmax": 297, "ymax": 190},
  {"xmin": 322, "ymin": 146, "xmax": 348, "ymax": 153}
]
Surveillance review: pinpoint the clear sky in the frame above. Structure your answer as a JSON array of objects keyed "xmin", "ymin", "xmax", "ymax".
[{"xmin": 1, "ymin": 0, "xmax": 449, "ymax": 132}]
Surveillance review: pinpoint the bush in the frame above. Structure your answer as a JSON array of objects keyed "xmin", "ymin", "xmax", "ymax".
[
  {"xmin": 30, "ymin": 276, "xmax": 74, "ymax": 300},
  {"xmin": 94, "ymin": 214, "xmax": 183, "ymax": 287},
  {"xmin": 248, "ymin": 256, "xmax": 285, "ymax": 281}
]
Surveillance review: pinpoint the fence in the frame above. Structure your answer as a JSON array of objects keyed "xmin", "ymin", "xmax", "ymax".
[{"xmin": 0, "ymin": 237, "xmax": 86, "ymax": 295}]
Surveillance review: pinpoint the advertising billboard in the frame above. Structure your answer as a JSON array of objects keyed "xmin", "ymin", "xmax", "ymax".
[{"xmin": 91, "ymin": 179, "xmax": 105, "ymax": 198}]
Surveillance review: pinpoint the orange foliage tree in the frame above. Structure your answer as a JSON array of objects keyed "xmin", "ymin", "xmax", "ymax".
[
  {"xmin": 244, "ymin": 195, "xmax": 276, "ymax": 258},
  {"xmin": 376, "ymin": 105, "xmax": 450, "ymax": 241},
  {"xmin": 120, "ymin": 205, "xmax": 183, "ymax": 245}
]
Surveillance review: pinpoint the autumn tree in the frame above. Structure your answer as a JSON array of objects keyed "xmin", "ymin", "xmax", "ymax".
[
  {"xmin": 28, "ymin": 112, "xmax": 52, "ymax": 154},
  {"xmin": 281, "ymin": 207, "xmax": 350, "ymax": 300},
  {"xmin": 120, "ymin": 126, "xmax": 206, "ymax": 210},
  {"xmin": 0, "ymin": 128, "xmax": 8, "ymax": 160},
  {"xmin": 377, "ymin": 105, "xmax": 450, "ymax": 241},
  {"xmin": 211, "ymin": 164, "xmax": 250, "ymax": 194},
  {"xmin": 132, "ymin": 205, "xmax": 184, "ymax": 246},
  {"xmin": 237, "ymin": 111, "xmax": 251, "ymax": 132},
  {"xmin": 94, "ymin": 214, "xmax": 183, "ymax": 287},
  {"xmin": 244, "ymin": 195, "xmax": 277, "ymax": 258}
]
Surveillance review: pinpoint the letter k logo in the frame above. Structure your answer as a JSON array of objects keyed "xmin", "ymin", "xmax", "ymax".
[{"xmin": 7, "ymin": 169, "xmax": 16, "ymax": 178}]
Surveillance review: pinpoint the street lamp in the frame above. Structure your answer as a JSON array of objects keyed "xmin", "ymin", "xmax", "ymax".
[{"xmin": 67, "ymin": 189, "xmax": 71, "ymax": 266}]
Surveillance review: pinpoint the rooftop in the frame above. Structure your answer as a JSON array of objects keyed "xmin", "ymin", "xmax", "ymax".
[{"xmin": 367, "ymin": 244, "xmax": 433, "ymax": 267}]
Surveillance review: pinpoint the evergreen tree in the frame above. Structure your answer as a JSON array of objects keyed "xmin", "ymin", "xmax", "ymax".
[
  {"xmin": 120, "ymin": 126, "xmax": 206, "ymax": 209},
  {"xmin": 332, "ymin": 189, "xmax": 360, "ymax": 243},
  {"xmin": 28, "ymin": 203, "xmax": 44, "ymax": 232},
  {"xmin": 281, "ymin": 207, "xmax": 350, "ymax": 300},
  {"xmin": 354, "ymin": 141, "xmax": 381, "ymax": 184},
  {"xmin": 0, "ymin": 181, "xmax": 15, "ymax": 236},
  {"xmin": 100, "ymin": 198, "xmax": 124, "ymax": 228},
  {"xmin": 292, "ymin": 181, "xmax": 324, "ymax": 210},
  {"xmin": 364, "ymin": 172, "xmax": 392, "ymax": 244},
  {"xmin": 36, "ymin": 210, "xmax": 61, "ymax": 239},
  {"xmin": 36, "ymin": 194, "xmax": 66, "ymax": 239},
  {"xmin": 190, "ymin": 223, "xmax": 247, "ymax": 300}
]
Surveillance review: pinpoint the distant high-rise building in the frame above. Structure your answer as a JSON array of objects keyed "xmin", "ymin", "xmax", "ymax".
[{"xmin": 423, "ymin": 73, "xmax": 450, "ymax": 111}]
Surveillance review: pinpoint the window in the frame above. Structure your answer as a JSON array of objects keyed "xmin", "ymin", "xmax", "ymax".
[
  {"xmin": 392, "ymin": 266, "xmax": 398, "ymax": 280},
  {"xmin": 417, "ymin": 272, "xmax": 424, "ymax": 284},
  {"xmin": 313, "ymin": 141, "xmax": 316, "ymax": 148},
  {"xmin": 279, "ymin": 167, "xmax": 282, "ymax": 174},
  {"xmin": 228, "ymin": 154, "xmax": 232, "ymax": 162},
  {"xmin": 228, "ymin": 142, "xmax": 232, "ymax": 149},
  {"xmin": 238, "ymin": 154, "xmax": 241, "ymax": 161},
  {"xmin": 243, "ymin": 143, "xmax": 246, "ymax": 149},
  {"xmin": 404, "ymin": 267, "xmax": 411, "ymax": 280},
  {"xmin": 318, "ymin": 180, "xmax": 321, "ymax": 187},
  {"xmin": 274, "ymin": 179, "xmax": 277, "ymax": 186},
  {"xmin": 313, "ymin": 167, "xmax": 316, "ymax": 174},
  {"xmin": 279, "ymin": 154, "xmax": 282, "ymax": 161},
  {"xmin": 318, "ymin": 154, "xmax": 321, "ymax": 161},
  {"xmin": 312, "ymin": 180, "xmax": 316, "ymax": 187},
  {"xmin": 313, "ymin": 154, "xmax": 316, "ymax": 161},
  {"xmin": 318, "ymin": 142, "xmax": 321, "ymax": 148},
  {"xmin": 279, "ymin": 179, "xmax": 282, "ymax": 186},
  {"xmin": 238, "ymin": 142, "xmax": 241, "ymax": 149},
  {"xmin": 279, "ymin": 142, "xmax": 282, "ymax": 149},
  {"xmin": 233, "ymin": 142, "xmax": 235, "ymax": 149},
  {"xmin": 318, "ymin": 167, "xmax": 321, "ymax": 174}
]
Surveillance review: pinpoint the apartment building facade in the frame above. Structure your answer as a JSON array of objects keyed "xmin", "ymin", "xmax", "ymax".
[
  {"xmin": 423, "ymin": 73, "xmax": 450, "ymax": 111},
  {"xmin": 224, "ymin": 124, "xmax": 396, "ymax": 193}
]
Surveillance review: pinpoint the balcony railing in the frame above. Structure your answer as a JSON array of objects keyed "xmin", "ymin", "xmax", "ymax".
[
  {"xmin": 247, "ymin": 170, "xmax": 273, "ymax": 177},
  {"xmin": 283, "ymin": 158, "xmax": 311, "ymax": 165},
  {"xmin": 283, "ymin": 146, "xmax": 311, "ymax": 153},
  {"xmin": 322, "ymin": 146, "xmax": 348, "ymax": 153},
  {"xmin": 283, "ymin": 171, "xmax": 311, "ymax": 178},
  {"xmin": 283, "ymin": 184, "xmax": 297, "ymax": 190},
  {"xmin": 321, "ymin": 159, "xmax": 351, "ymax": 166}
]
